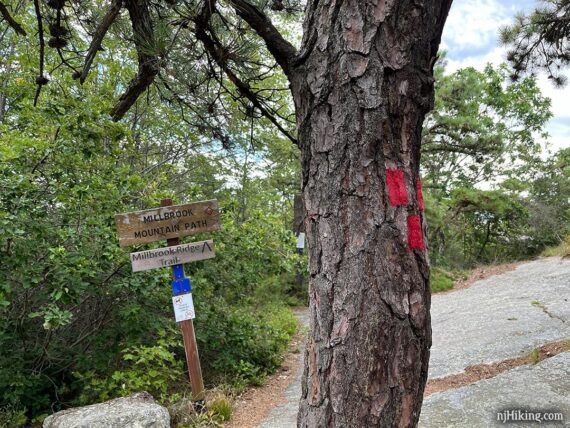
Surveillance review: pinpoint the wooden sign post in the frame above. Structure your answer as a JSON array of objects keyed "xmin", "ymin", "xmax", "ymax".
[
  {"xmin": 161, "ymin": 198, "xmax": 205, "ymax": 402},
  {"xmin": 114, "ymin": 198, "xmax": 221, "ymax": 403}
]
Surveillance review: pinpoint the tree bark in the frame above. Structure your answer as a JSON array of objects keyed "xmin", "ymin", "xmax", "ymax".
[
  {"xmin": 291, "ymin": 0, "xmax": 452, "ymax": 426},
  {"xmin": 293, "ymin": 194, "xmax": 305, "ymax": 235}
]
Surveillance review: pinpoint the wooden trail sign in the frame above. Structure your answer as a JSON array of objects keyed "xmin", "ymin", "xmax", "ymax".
[
  {"xmin": 115, "ymin": 200, "xmax": 220, "ymax": 247},
  {"xmin": 130, "ymin": 240, "xmax": 215, "ymax": 272},
  {"xmin": 161, "ymin": 198, "xmax": 205, "ymax": 402},
  {"xmin": 114, "ymin": 198, "xmax": 217, "ymax": 403}
]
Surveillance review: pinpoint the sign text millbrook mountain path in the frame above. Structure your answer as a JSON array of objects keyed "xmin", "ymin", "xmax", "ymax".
[{"xmin": 114, "ymin": 199, "xmax": 220, "ymax": 247}]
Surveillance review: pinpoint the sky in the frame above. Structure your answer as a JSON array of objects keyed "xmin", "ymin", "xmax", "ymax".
[{"xmin": 441, "ymin": 0, "xmax": 570, "ymax": 153}]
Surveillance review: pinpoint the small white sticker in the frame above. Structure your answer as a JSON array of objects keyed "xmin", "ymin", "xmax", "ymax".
[
  {"xmin": 172, "ymin": 293, "xmax": 196, "ymax": 322},
  {"xmin": 296, "ymin": 232, "xmax": 305, "ymax": 249}
]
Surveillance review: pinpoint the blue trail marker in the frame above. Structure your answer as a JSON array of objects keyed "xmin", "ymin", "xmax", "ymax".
[
  {"xmin": 173, "ymin": 264, "xmax": 185, "ymax": 280},
  {"xmin": 172, "ymin": 276, "xmax": 192, "ymax": 295},
  {"xmin": 171, "ymin": 263, "xmax": 192, "ymax": 294}
]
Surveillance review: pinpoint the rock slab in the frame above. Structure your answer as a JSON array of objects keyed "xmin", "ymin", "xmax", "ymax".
[
  {"xmin": 255, "ymin": 257, "xmax": 570, "ymax": 428},
  {"xmin": 43, "ymin": 392, "xmax": 170, "ymax": 428},
  {"xmin": 429, "ymin": 257, "xmax": 570, "ymax": 378},
  {"xmin": 420, "ymin": 351, "xmax": 570, "ymax": 427}
]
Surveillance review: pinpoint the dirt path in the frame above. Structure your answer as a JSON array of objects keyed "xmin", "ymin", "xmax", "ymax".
[
  {"xmin": 225, "ymin": 309, "xmax": 309, "ymax": 428},
  {"xmin": 230, "ymin": 257, "xmax": 569, "ymax": 428}
]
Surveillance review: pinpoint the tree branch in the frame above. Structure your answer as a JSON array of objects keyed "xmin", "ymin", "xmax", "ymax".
[
  {"xmin": 110, "ymin": 0, "xmax": 160, "ymax": 121},
  {"xmin": 193, "ymin": 0, "xmax": 297, "ymax": 144},
  {"xmin": 226, "ymin": 0, "xmax": 297, "ymax": 78},
  {"xmin": 33, "ymin": 0, "xmax": 46, "ymax": 107},
  {"xmin": 195, "ymin": 19, "xmax": 296, "ymax": 143},
  {"xmin": 0, "ymin": 1, "xmax": 26, "ymax": 36},
  {"xmin": 78, "ymin": 0, "xmax": 122, "ymax": 83}
]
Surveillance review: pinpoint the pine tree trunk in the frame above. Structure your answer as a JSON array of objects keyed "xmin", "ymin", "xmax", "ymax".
[{"xmin": 291, "ymin": 0, "xmax": 452, "ymax": 426}]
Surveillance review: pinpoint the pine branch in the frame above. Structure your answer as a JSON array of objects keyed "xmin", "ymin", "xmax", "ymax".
[
  {"xmin": 194, "ymin": 4, "xmax": 297, "ymax": 144},
  {"xmin": 110, "ymin": 0, "xmax": 160, "ymax": 121},
  {"xmin": 78, "ymin": 0, "xmax": 122, "ymax": 83},
  {"xmin": 0, "ymin": 1, "xmax": 26, "ymax": 36},
  {"xmin": 226, "ymin": 0, "xmax": 297, "ymax": 78}
]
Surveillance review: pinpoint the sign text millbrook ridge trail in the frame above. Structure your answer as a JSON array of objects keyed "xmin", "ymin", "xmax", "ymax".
[{"xmin": 130, "ymin": 240, "xmax": 215, "ymax": 272}]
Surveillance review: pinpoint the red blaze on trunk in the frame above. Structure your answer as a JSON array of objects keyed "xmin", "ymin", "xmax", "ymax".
[
  {"xmin": 386, "ymin": 169, "xmax": 409, "ymax": 206},
  {"xmin": 407, "ymin": 215, "xmax": 425, "ymax": 251}
]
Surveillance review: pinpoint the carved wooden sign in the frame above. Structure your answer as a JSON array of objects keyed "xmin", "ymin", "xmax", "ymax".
[
  {"xmin": 130, "ymin": 240, "xmax": 215, "ymax": 272},
  {"xmin": 115, "ymin": 200, "xmax": 220, "ymax": 247}
]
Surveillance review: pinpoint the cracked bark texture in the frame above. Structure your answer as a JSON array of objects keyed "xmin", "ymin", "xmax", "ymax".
[{"xmin": 292, "ymin": 0, "xmax": 452, "ymax": 426}]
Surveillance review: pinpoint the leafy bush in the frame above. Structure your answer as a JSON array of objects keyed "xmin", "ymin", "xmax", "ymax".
[
  {"xmin": 196, "ymin": 301, "xmax": 297, "ymax": 387},
  {"xmin": 542, "ymin": 235, "xmax": 570, "ymax": 258},
  {"xmin": 0, "ymin": 405, "xmax": 27, "ymax": 428},
  {"xmin": 167, "ymin": 390, "xmax": 233, "ymax": 427},
  {"xmin": 0, "ymin": 94, "xmax": 303, "ymax": 421},
  {"xmin": 206, "ymin": 392, "xmax": 233, "ymax": 422},
  {"xmin": 75, "ymin": 329, "xmax": 184, "ymax": 404},
  {"xmin": 430, "ymin": 268, "xmax": 455, "ymax": 293}
]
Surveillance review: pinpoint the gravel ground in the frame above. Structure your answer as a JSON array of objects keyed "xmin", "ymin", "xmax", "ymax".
[{"xmin": 254, "ymin": 257, "xmax": 570, "ymax": 428}]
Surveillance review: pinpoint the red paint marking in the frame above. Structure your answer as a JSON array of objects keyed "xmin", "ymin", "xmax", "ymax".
[
  {"xmin": 386, "ymin": 169, "xmax": 409, "ymax": 206},
  {"xmin": 407, "ymin": 215, "xmax": 425, "ymax": 251},
  {"xmin": 416, "ymin": 178, "xmax": 425, "ymax": 212}
]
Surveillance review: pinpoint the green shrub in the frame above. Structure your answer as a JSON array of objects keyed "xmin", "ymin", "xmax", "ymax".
[
  {"xmin": 170, "ymin": 390, "xmax": 232, "ymax": 427},
  {"xmin": 74, "ymin": 328, "xmax": 184, "ymax": 404},
  {"xmin": 541, "ymin": 235, "xmax": 570, "ymax": 257},
  {"xmin": 0, "ymin": 405, "xmax": 27, "ymax": 428},
  {"xmin": 0, "ymin": 77, "xmax": 304, "ymax": 421},
  {"xmin": 430, "ymin": 267, "xmax": 455, "ymax": 293},
  {"xmin": 207, "ymin": 392, "xmax": 232, "ymax": 421},
  {"xmin": 530, "ymin": 348, "xmax": 540, "ymax": 365},
  {"xmin": 196, "ymin": 301, "xmax": 298, "ymax": 387}
]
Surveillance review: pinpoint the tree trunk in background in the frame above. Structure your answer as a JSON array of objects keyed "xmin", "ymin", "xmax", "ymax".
[
  {"xmin": 293, "ymin": 193, "xmax": 306, "ymax": 236},
  {"xmin": 0, "ymin": 42, "xmax": 15, "ymax": 123},
  {"xmin": 291, "ymin": 0, "xmax": 452, "ymax": 426},
  {"xmin": 293, "ymin": 193, "xmax": 307, "ymax": 294},
  {"xmin": 0, "ymin": 92, "xmax": 6, "ymax": 123}
]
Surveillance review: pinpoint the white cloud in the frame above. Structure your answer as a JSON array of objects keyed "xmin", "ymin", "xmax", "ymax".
[
  {"xmin": 443, "ymin": 0, "xmax": 511, "ymax": 52},
  {"xmin": 445, "ymin": 46, "xmax": 505, "ymax": 73},
  {"xmin": 545, "ymin": 124, "xmax": 570, "ymax": 153},
  {"xmin": 536, "ymin": 75, "xmax": 570, "ymax": 123}
]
